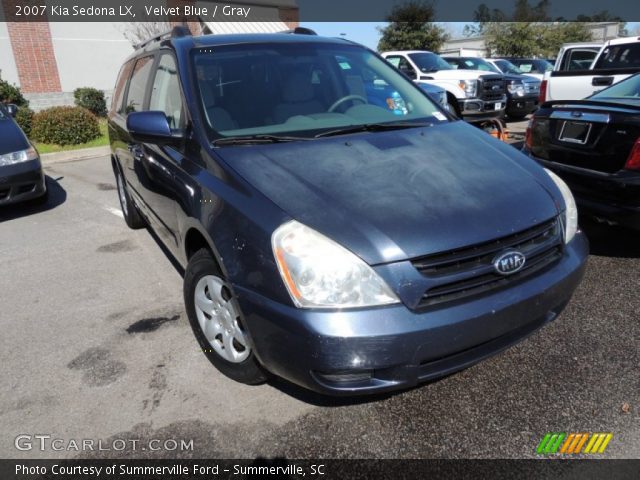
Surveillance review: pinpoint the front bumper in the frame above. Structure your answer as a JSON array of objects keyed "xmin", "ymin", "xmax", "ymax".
[
  {"xmin": 459, "ymin": 95, "xmax": 507, "ymax": 123},
  {"xmin": 528, "ymin": 155, "xmax": 640, "ymax": 230},
  {"xmin": 235, "ymin": 233, "xmax": 588, "ymax": 395},
  {"xmin": 0, "ymin": 159, "xmax": 46, "ymax": 206}
]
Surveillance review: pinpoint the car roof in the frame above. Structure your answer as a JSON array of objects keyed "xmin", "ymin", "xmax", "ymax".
[
  {"xmin": 124, "ymin": 32, "xmax": 356, "ymax": 63},
  {"xmin": 604, "ymin": 36, "xmax": 640, "ymax": 47}
]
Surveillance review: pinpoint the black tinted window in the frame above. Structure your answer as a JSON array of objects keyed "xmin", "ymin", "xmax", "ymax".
[
  {"xmin": 124, "ymin": 56, "xmax": 153, "ymax": 114},
  {"xmin": 595, "ymin": 43, "xmax": 640, "ymax": 69},
  {"xmin": 111, "ymin": 60, "xmax": 134, "ymax": 114}
]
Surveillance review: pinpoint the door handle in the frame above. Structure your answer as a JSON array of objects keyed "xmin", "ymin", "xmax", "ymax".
[{"xmin": 592, "ymin": 76, "xmax": 614, "ymax": 87}]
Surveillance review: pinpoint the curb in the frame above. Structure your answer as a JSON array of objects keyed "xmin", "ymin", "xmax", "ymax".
[{"xmin": 41, "ymin": 146, "xmax": 110, "ymax": 165}]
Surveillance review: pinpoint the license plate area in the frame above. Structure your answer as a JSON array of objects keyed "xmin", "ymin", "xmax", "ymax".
[{"xmin": 558, "ymin": 121, "xmax": 591, "ymax": 144}]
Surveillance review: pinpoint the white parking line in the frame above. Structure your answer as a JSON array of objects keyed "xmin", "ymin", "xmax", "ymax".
[{"xmin": 104, "ymin": 206, "xmax": 124, "ymax": 218}]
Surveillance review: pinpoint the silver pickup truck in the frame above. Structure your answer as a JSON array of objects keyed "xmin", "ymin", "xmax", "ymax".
[{"xmin": 541, "ymin": 37, "xmax": 640, "ymax": 102}]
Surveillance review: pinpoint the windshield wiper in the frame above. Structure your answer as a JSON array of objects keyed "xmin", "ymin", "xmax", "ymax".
[
  {"xmin": 212, "ymin": 134, "xmax": 311, "ymax": 146},
  {"xmin": 315, "ymin": 122, "xmax": 432, "ymax": 138}
]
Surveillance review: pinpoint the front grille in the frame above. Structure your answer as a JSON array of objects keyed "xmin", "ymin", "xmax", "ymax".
[
  {"xmin": 478, "ymin": 75, "xmax": 506, "ymax": 101},
  {"xmin": 412, "ymin": 218, "xmax": 563, "ymax": 309}
]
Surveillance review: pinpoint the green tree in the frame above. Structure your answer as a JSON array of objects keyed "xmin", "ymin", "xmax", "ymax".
[
  {"xmin": 377, "ymin": 1, "xmax": 449, "ymax": 52},
  {"xmin": 484, "ymin": 22, "xmax": 592, "ymax": 58}
]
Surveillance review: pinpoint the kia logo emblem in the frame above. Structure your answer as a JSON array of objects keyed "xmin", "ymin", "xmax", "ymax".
[
  {"xmin": 493, "ymin": 251, "xmax": 526, "ymax": 275},
  {"xmin": 491, "ymin": 85, "xmax": 500, "ymax": 90},
  {"xmin": 571, "ymin": 111, "xmax": 583, "ymax": 118}
]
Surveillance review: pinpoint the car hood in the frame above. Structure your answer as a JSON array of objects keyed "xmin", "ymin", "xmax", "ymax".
[
  {"xmin": 218, "ymin": 121, "xmax": 559, "ymax": 265},
  {"xmin": 0, "ymin": 117, "xmax": 29, "ymax": 155},
  {"xmin": 419, "ymin": 69, "xmax": 486, "ymax": 81}
]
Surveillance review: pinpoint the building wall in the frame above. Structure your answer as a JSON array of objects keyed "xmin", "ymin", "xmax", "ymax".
[
  {"xmin": 49, "ymin": 23, "xmax": 133, "ymax": 92},
  {"xmin": 0, "ymin": 20, "xmax": 20, "ymax": 85}
]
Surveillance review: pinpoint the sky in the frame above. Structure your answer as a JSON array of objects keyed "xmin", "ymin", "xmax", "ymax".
[{"xmin": 301, "ymin": 22, "xmax": 639, "ymax": 51}]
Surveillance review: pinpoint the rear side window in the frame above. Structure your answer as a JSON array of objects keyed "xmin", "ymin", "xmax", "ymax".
[
  {"xmin": 124, "ymin": 56, "xmax": 154, "ymax": 114},
  {"xmin": 149, "ymin": 54, "xmax": 183, "ymax": 130},
  {"xmin": 111, "ymin": 60, "xmax": 134, "ymax": 114},
  {"xmin": 594, "ymin": 43, "xmax": 640, "ymax": 69}
]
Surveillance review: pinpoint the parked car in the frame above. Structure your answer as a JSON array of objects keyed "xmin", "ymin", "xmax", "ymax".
[
  {"xmin": 0, "ymin": 103, "xmax": 47, "ymax": 206},
  {"xmin": 443, "ymin": 56, "xmax": 540, "ymax": 120},
  {"xmin": 108, "ymin": 27, "xmax": 587, "ymax": 396},
  {"xmin": 523, "ymin": 73, "xmax": 640, "ymax": 230},
  {"xmin": 541, "ymin": 37, "xmax": 640, "ymax": 103},
  {"xmin": 499, "ymin": 58, "xmax": 554, "ymax": 82},
  {"xmin": 381, "ymin": 50, "xmax": 506, "ymax": 122},
  {"xmin": 552, "ymin": 42, "xmax": 602, "ymax": 72}
]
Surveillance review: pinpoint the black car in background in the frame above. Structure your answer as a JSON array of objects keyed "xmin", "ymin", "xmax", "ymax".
[
  {"xmin": 523, "ymin": 73, "xmax": 640, "ymax": 229},
  {"xmin": 498, "ymin": 58, "xmax": 554, "ymax": 82},
  {"xmin": 0, "ymin": 103, "xmax": 47, "ymax": 206},
  {"xmin": 443, "ymin": 57, "xmax": 540, "ymax": 120}
]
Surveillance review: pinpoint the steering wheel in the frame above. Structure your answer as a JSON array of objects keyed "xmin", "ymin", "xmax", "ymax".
[{"xmin": 328, "ymin": 95, "xmax": 367, "ymax": 113}]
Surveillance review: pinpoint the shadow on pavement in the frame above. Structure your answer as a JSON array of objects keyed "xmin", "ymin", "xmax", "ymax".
[
  {"xmin": 579, "ymin": 215, "xmax": 640, "ymax": 259},
  {"xmin": 0, "ymin": 175, "xmax": 66, "ymax": 222}
]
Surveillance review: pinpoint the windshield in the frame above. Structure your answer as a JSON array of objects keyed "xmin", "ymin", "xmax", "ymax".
[
  {"xmin": 494, "ymin": 60, "xmax": 523, "ymax": 75},
  {"xmin": 192, "ymin": 43, "xmax": 443, "ymax": 139},
  {"xmin": 0, "ymin": 105, "xmax": 6, "ymax": 119},
  {"xmin": 407, "ymin": 52, "xmax": 453, "ymax": 73},
  {"xmin": 445, "ymin": 58, "xmax": 501, "ymax": 73},
  {"xmin": 512, "ymin": 59, "xmax": 553, "ymax": 73},
  {"xmin": 591, "ymin": 73, "xmax": 640, "ymax": 100}
]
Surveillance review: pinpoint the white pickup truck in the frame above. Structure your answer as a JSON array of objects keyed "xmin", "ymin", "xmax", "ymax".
[
  {"xmin": 381, "ymin": 50, "xmax": 507, "ymax": 123},
  {"xmin": 541, "ymin": 37, "xmax": 640, "ymax": 102}
]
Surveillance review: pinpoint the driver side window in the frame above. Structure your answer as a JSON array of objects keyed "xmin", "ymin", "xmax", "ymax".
[{"xmin": 149, "ymin": 54, "xmax": 184, "ymax": 130}]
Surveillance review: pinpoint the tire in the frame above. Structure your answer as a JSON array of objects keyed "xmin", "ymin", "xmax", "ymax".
[
  {"xmin": 184, "ymin": 248, "xmax": 268, "ymax": 385},
  {"xmin": 115, "ymin": 165, "xmax": 145, "ymax": 229},
  {"xmin": 30, "ymin": 188, "xmax": 48, "ymax": 206}
]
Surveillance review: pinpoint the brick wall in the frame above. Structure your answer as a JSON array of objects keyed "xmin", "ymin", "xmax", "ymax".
[{"xmin": 3, "ymin": 0, "xmax": 62, "ymax": 93}]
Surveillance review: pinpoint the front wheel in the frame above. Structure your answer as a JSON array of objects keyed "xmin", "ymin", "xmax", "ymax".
[{"xmin": 184, "ymin": 249, "xmax": 267, "ymax": 385}]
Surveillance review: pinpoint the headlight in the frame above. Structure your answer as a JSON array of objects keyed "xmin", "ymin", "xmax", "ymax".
[
  {"xmin": 0, "ymin": 146, "xmax": 38, "ymax": 166},
  {"xmin": 272, "ymin": 220, "xmax": 400, "ymax": 308},
  {"xmin": 545, "ymin": 169, "xmax": 578, "ymax": 244},
  {"xmin": 458, "ymin": 80, "xmax": 477, "ymax": 98},
  {"xmin": 507, "ymin": 81, "xmax": 525, "ymax": 97}
]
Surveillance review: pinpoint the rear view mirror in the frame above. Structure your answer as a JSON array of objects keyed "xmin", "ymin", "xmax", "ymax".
[
  {"xmin": 126, "ymin": 111, "xmax": 182, "ymax": 144},
  {"xmin": 6, "ymin": 104, "xmax": 18, "ymax": 117}
]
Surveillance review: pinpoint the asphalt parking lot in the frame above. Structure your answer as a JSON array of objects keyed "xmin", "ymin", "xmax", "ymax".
[{"xmin": 0, "ymin": 135, "xmax": 638, "ymax": 459}]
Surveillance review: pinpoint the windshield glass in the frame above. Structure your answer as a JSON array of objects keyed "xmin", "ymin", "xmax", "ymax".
[
  {"xmin": 494, "ymin": 59, "xmax": 523, "ymax": 74},
  {"xmin": 192, "ymin": 43, "xmax": 443, "ymax": 139},
  {"xmin": 445, "ymin": 58, "xmax": 501, "ymax": 73},
  {"xmin": 407, "ymin": 52, "xmax": 453, "ymax": 73},
  {"xmin": 591, "ymin": 74, "xmax": 640, "ymax": 100},
  {"xmin": 0, "ymin": 105, "xmax": 6, "ymax": 119}
]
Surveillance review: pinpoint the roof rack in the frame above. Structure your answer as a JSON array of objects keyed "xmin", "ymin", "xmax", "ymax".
[
  {"xmin": 135, "ymin": 25, "xmax": 192, "ymax": 50},
  {"xmin": 279, "ymin": 27, "xmax": 317, "ymax": 36}
]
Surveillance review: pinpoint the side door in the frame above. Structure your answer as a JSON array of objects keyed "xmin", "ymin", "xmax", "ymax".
[
  {"xmin": 140, "ymin": 51, "xmax": 189, "ymax": 254},
  {"xmin": 120, "ymin": 55, "xmax": 156, "ymax": 211}
]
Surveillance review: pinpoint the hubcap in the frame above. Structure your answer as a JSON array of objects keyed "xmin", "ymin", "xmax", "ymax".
[
  {"xmin": 116, "ymin": 173, "xmax": 128, "ymax": 216},
  {"xmin": 194, "ymin": 275, "xmax": 250, "ymax": 363}
]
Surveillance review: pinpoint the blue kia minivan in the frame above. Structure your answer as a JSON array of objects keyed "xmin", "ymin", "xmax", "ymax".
[{"xmin": 108, "ymin": 27, "xmax": 588, "ymax": 395}]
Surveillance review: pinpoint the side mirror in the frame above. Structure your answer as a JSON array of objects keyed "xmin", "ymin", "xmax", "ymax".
[
  {"xmin": 6, "ymin": 104, "xmax": 18, "ymax": 117},
  {"xmin": 126, "ymin": 111, "xmax": 182, "ymax": 144}
]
